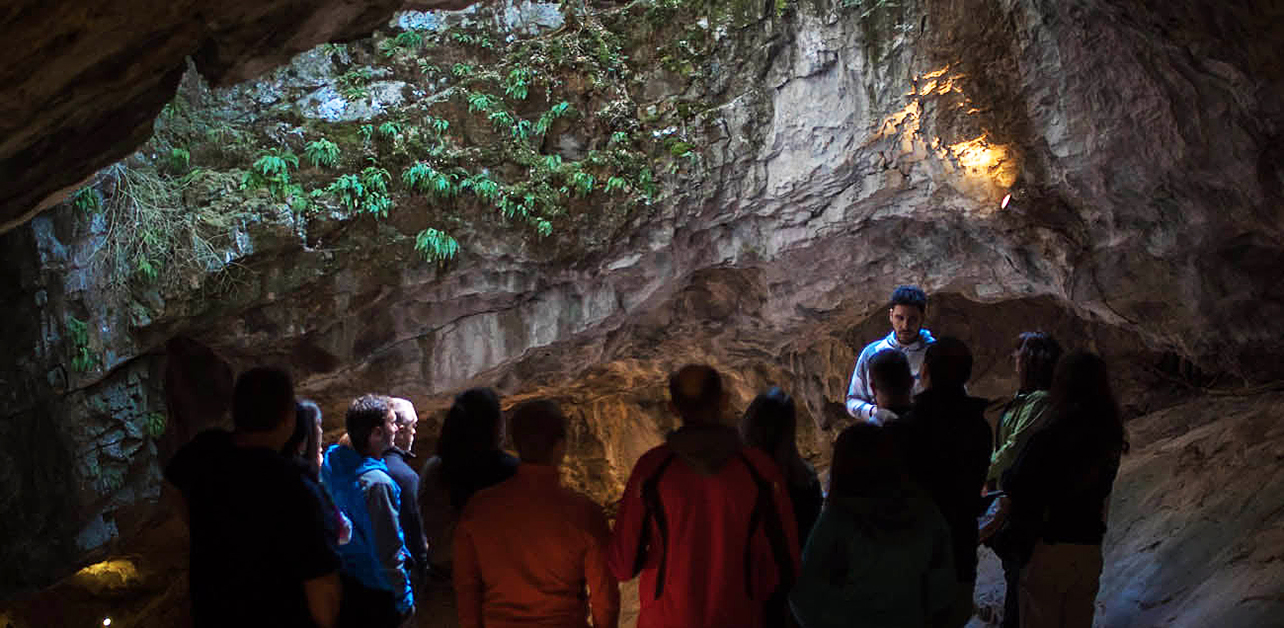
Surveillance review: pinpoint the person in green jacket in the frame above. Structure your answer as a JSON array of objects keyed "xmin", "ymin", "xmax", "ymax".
[
  {"xmin": 988, "ymin": 332, "xmax": 1063, "ymax": 490},
  {"xmin": 984, "ymin": 332, "xmax": 1061, "ymax": 628},
  {"xmin": 790, "ymin": 423, "xmax": 955, "ymax": 628}
]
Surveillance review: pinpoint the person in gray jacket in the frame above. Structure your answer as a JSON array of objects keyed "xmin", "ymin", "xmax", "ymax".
[{"xmin": 846, "ymin": 285, "xmax": 936, "ymax": 420}]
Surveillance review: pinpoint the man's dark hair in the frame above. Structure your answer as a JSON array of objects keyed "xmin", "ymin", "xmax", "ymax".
[
  {"xmin": 1016, "ymin": 332, "xmax": 1063, "ymax": 393},
  {"xmin": 509, "ymin": 399, "xmax": 568, "ymax": 465},
  {"xmin": 923, "ymin": 336, "xmax": 973, "ymax": 391},
  {"xmin": 232, "ymin": 367, "xmax": 295, "ymax": 433},
  {"xmin": 888, "ymin": 285, "xmax": 928, "ymax": 312},
  {"xmin": 668, "ymin": 364, "xmax": 724, "ymax": 423},
  {"xmin": 868, "ymin": 349, "xmax": 913, "ymax": 399},
  {"xmin": 346, "ymin": 394, "xmax": 391, "ymax": 456}
]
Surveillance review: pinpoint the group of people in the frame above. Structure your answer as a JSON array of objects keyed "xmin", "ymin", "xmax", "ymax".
[{"xmin": 165, "ymin": 284, "xmax": 1128, "ymax": 628}]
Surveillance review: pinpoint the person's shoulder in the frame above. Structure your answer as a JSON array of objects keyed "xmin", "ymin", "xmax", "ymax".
[
  {"xmin": 859, "ymin": 334, "xmax": 892, "ymax": 357},
  {"xmin": 739, "ymin": 446, "xmax": 785, "ymax": 481},
  {"xmin": 630, "ymin": 444, "xmax": 676, "ymax": 474}
]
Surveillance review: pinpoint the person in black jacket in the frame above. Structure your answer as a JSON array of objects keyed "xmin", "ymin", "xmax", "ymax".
[
  {"xmin": 384, "ymin": 398, "xmax": 428, "ymax": 582},
  {"xmin": 886, "ymin": 337, "xmax": 992, "ymax": 628},
  {"xmin": 1003, "ymin": 352, "xmax": 1127, "ymax": 628}
]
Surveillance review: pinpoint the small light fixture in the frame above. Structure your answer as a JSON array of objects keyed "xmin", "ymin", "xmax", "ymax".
[
  {"xmin": 103, "ymin": 619, "xmax": 112, "ymax": 627},
  {"xmin": 1000, "ymin": 193, "xmax": 1012, "ymax": 209}
]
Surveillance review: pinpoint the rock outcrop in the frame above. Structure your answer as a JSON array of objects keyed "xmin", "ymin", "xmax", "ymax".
[
  {"xmin": 0, "ymin": 0, "xmax": 474, "ymax": 234},
  {"xmin": 1, "ymin": 0, "xmax": 1282, "ymax": 625}
]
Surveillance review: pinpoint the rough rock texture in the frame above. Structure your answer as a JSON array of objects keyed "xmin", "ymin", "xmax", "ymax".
[
  {"xmin": 0, "ymin": 0, "xmax": 474, "ymax": 234},
  {"xmin": 1, "ymin": 0, "xmax": 1284, "ymax": 625}
]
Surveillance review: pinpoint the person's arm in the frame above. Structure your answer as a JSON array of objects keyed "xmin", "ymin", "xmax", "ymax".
[
  {"xmin": 364, "ymin": 480, "xmax": 410, "ymax": 600},
  {"xmin": 584, "ymin": 504, "xmax": 621, "ymax": 628},
  {"xmin": 987, "ymin": 397, "xmax": 1049, "ymax": 484},
  {"xmin": 303, "ymin": 571, "xmax": 341, "ymax": 628},
  {"xmin": 452, "ymin": 518, "xmax": 484, "ymax": 628},
  {"xmin": 845, "ymin": 349, "xmax": 876, "ymax": 419},
  {"xmin": 605, "ymin": 458, "xmax": 651, "ymax": 581}
]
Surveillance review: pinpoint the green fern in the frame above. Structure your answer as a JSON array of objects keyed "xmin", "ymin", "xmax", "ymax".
[
  {"xmin": 145, "ymin": 412, "xmax": 167, "ymax": 439},
  {"xmin": 452, "ymin": 63, "xmax": 474, "ymax": 78},
  {"xmin": 488, "ymin": 110, "xmax": 514, "ymax": 129},
  {"xmin": 415, "ymin": 228, "xmax": 460, "ymax": 263},
  {"xmin": 468, "ymin": 93, "xmax": 496, "ymax": 113},
  {"xmin": 605, "ymin": 176, "xmax": 628, "ymax": 194},
  {"xmin": 71, "ymin": 187, "xmax": 101, "ymax": 213},
  {"xmin": 359, "ymin": 124, "xmax": 375, "ymax": 145},
  {"xmin": 242, "ymin": 148, "xmax": 298, "ymax": 199},
  {"xmin": 504, "ymin": 67, "xmax": 533, "ymax": 100},
  {"xmin": 67, "ymin": 316, "xmax": 99, "ymax": 372},
  {"xmin": 304, "ymin": 138, "xmax": 340, "ymax": 168},
  {"xmin": 570, "ymin": 171, "xmax": 595, "ymax": 197},
  {"xmin": 378, "ymin": 121, "xmax": 402, "ymax": 140}
]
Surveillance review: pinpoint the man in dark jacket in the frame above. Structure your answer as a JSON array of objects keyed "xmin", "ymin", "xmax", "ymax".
[
  {"xmin": 166, "ymin": 367, "xmax": 341, "ymax": 628},
  {"xmin": 887, "ymin": 337, "xmax": 993, "ymax": 628},
  {"xmin": 607, "ymin": 364, "xmax": 801, "ymax": 628},
  {"xmin": 384, "ymin": 398, "xmax": 429, "ymax": 579}
]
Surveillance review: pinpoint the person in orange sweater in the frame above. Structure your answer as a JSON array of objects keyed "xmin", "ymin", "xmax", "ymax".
[{"xmin": 453, "ymin": 399, "xmax": 620, "ymax": 628}]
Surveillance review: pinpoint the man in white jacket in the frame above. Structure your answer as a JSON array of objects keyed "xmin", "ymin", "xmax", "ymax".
[{"xmin": 846, "ymin": 285, "xmax": 936, "ymax": 420}]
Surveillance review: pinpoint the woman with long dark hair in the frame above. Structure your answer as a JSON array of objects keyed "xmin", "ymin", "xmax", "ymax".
[
  {"xmin": 1003, "ymin": 352, "xmax": 1128, "ymax": 628},
  {"xmin": 790, "ymin": 423, "xmax": 955, "ymax": 628},
  {"xmin": 283, "ymin": 400, "xmax": 352, "ymax": 546},
  {"xmin": 985, "ymin": 332, "xmax": 1061, "ymax": 628},
  {"xmin": 740, "ymin": 387, "xmax": 823, "ymax": 541},
  {"xmin": 418, "ymin": 387, "xmax": 519, "ymax": 576}
]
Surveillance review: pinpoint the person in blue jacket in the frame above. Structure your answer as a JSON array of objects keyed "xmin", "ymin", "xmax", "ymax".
[{"xmin": 322, "ymin": 394, "xmax": 414, "ymax": 627}]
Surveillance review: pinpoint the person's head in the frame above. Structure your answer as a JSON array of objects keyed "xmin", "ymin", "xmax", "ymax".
[
  {"xmin": 740, "ymin": 387, "xmax": 811, "ymax": 487},
  {"xmin": 1014, "ymin": 332, "xmax": 1062, "ymax": 393},
  {"xmin": 346, "ymin": 394, "xmax": 396, "ymax": 457},
  {"xmin": 509, "ymin": 399, "xmax": 568, "ymax": 466},
  {"xmin": 920, "ymin": 336, "xmax": 972, "ymax": 392},
  {"xmin": 868, "ymin": 349, "xmax": 913, "ymax": 408},
  {"xmin": 740, "ymin": 387, "xmax": 796, "ymax": 454},
  {"xmin": 436, "ymin": 387, "xmax": 504, "ymax": 461},
  {"xmin": 828, "ymin": 422, "xmax": 900, "ymax": 497},
  {"xmin": 668, "ymin": 364, "xmax": 729, "ymax": 425},
  {"xmin": 1048, "ymin": 351, "xmax": 1128, "ymax": 450},
  {"xmin": 232, "ymin": 367, "xmax": 296, "ymax": 446},
  {"xmin": 282, "ymin": 400, "xmax": 323, "ymax": 478},
  {"xmin": 1049, "ymin": 351, "xmax": 1116, "ymax": 416},
  {"xmin": 389, "ymin": 397, "xmax": 419, "ymax": 451},
  {"xmin": 888, "ymin": 285, "xmax": 928, "ymax": 344}
]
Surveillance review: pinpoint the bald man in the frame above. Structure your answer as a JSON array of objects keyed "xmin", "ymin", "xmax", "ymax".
[
  {"xmin": 607, "ymin": 365, "xmax": 800, "ymax": 628},
  {"xmin": 383, "ymin": 398, "xmax": 429, "ymax": 581}
]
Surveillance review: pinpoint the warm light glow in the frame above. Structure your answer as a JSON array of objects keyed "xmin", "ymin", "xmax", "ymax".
[
  {"xmin": 77, "ymin": 559, "xmax": 139, "ymax": 580},
  {"xmin": 103, "ymin": 618, "xmax": 112, "ymax": 627},
  {"xmin": 1001, "ymin": 193, "xmax": 1012, "ymax": 209},
  {"xmin": 949, "ymin": 136, "xmax": 1000, "ymax": 170}
]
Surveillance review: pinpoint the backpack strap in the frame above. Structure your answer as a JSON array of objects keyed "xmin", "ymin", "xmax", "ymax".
[
  {"xmin": 634, "ymin": 453, "xmax": 676, "ymax": 600},
  {"xmin": 738, "ymin": 452, "xmax": 795, "ymax": 599}
]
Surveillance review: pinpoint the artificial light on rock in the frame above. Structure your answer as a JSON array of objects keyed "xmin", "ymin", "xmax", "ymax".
[
  {"xmin": 102, "ymin": 618, "xmax": 112, "ymax": 626},
  {"xmin": 1001, "ymin": 193, "xmax": 1012, "ymax": 209}
]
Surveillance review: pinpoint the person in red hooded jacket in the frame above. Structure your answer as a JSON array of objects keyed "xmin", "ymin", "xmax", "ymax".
[{"xmin": 607, "ymin": 364, "xmax": 801, "ymax": 628}]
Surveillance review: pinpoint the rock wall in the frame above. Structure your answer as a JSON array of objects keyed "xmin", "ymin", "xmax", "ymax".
[{"xmin": 1, "ymin": 0, "xmax": 1282, "ymax": 624}]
